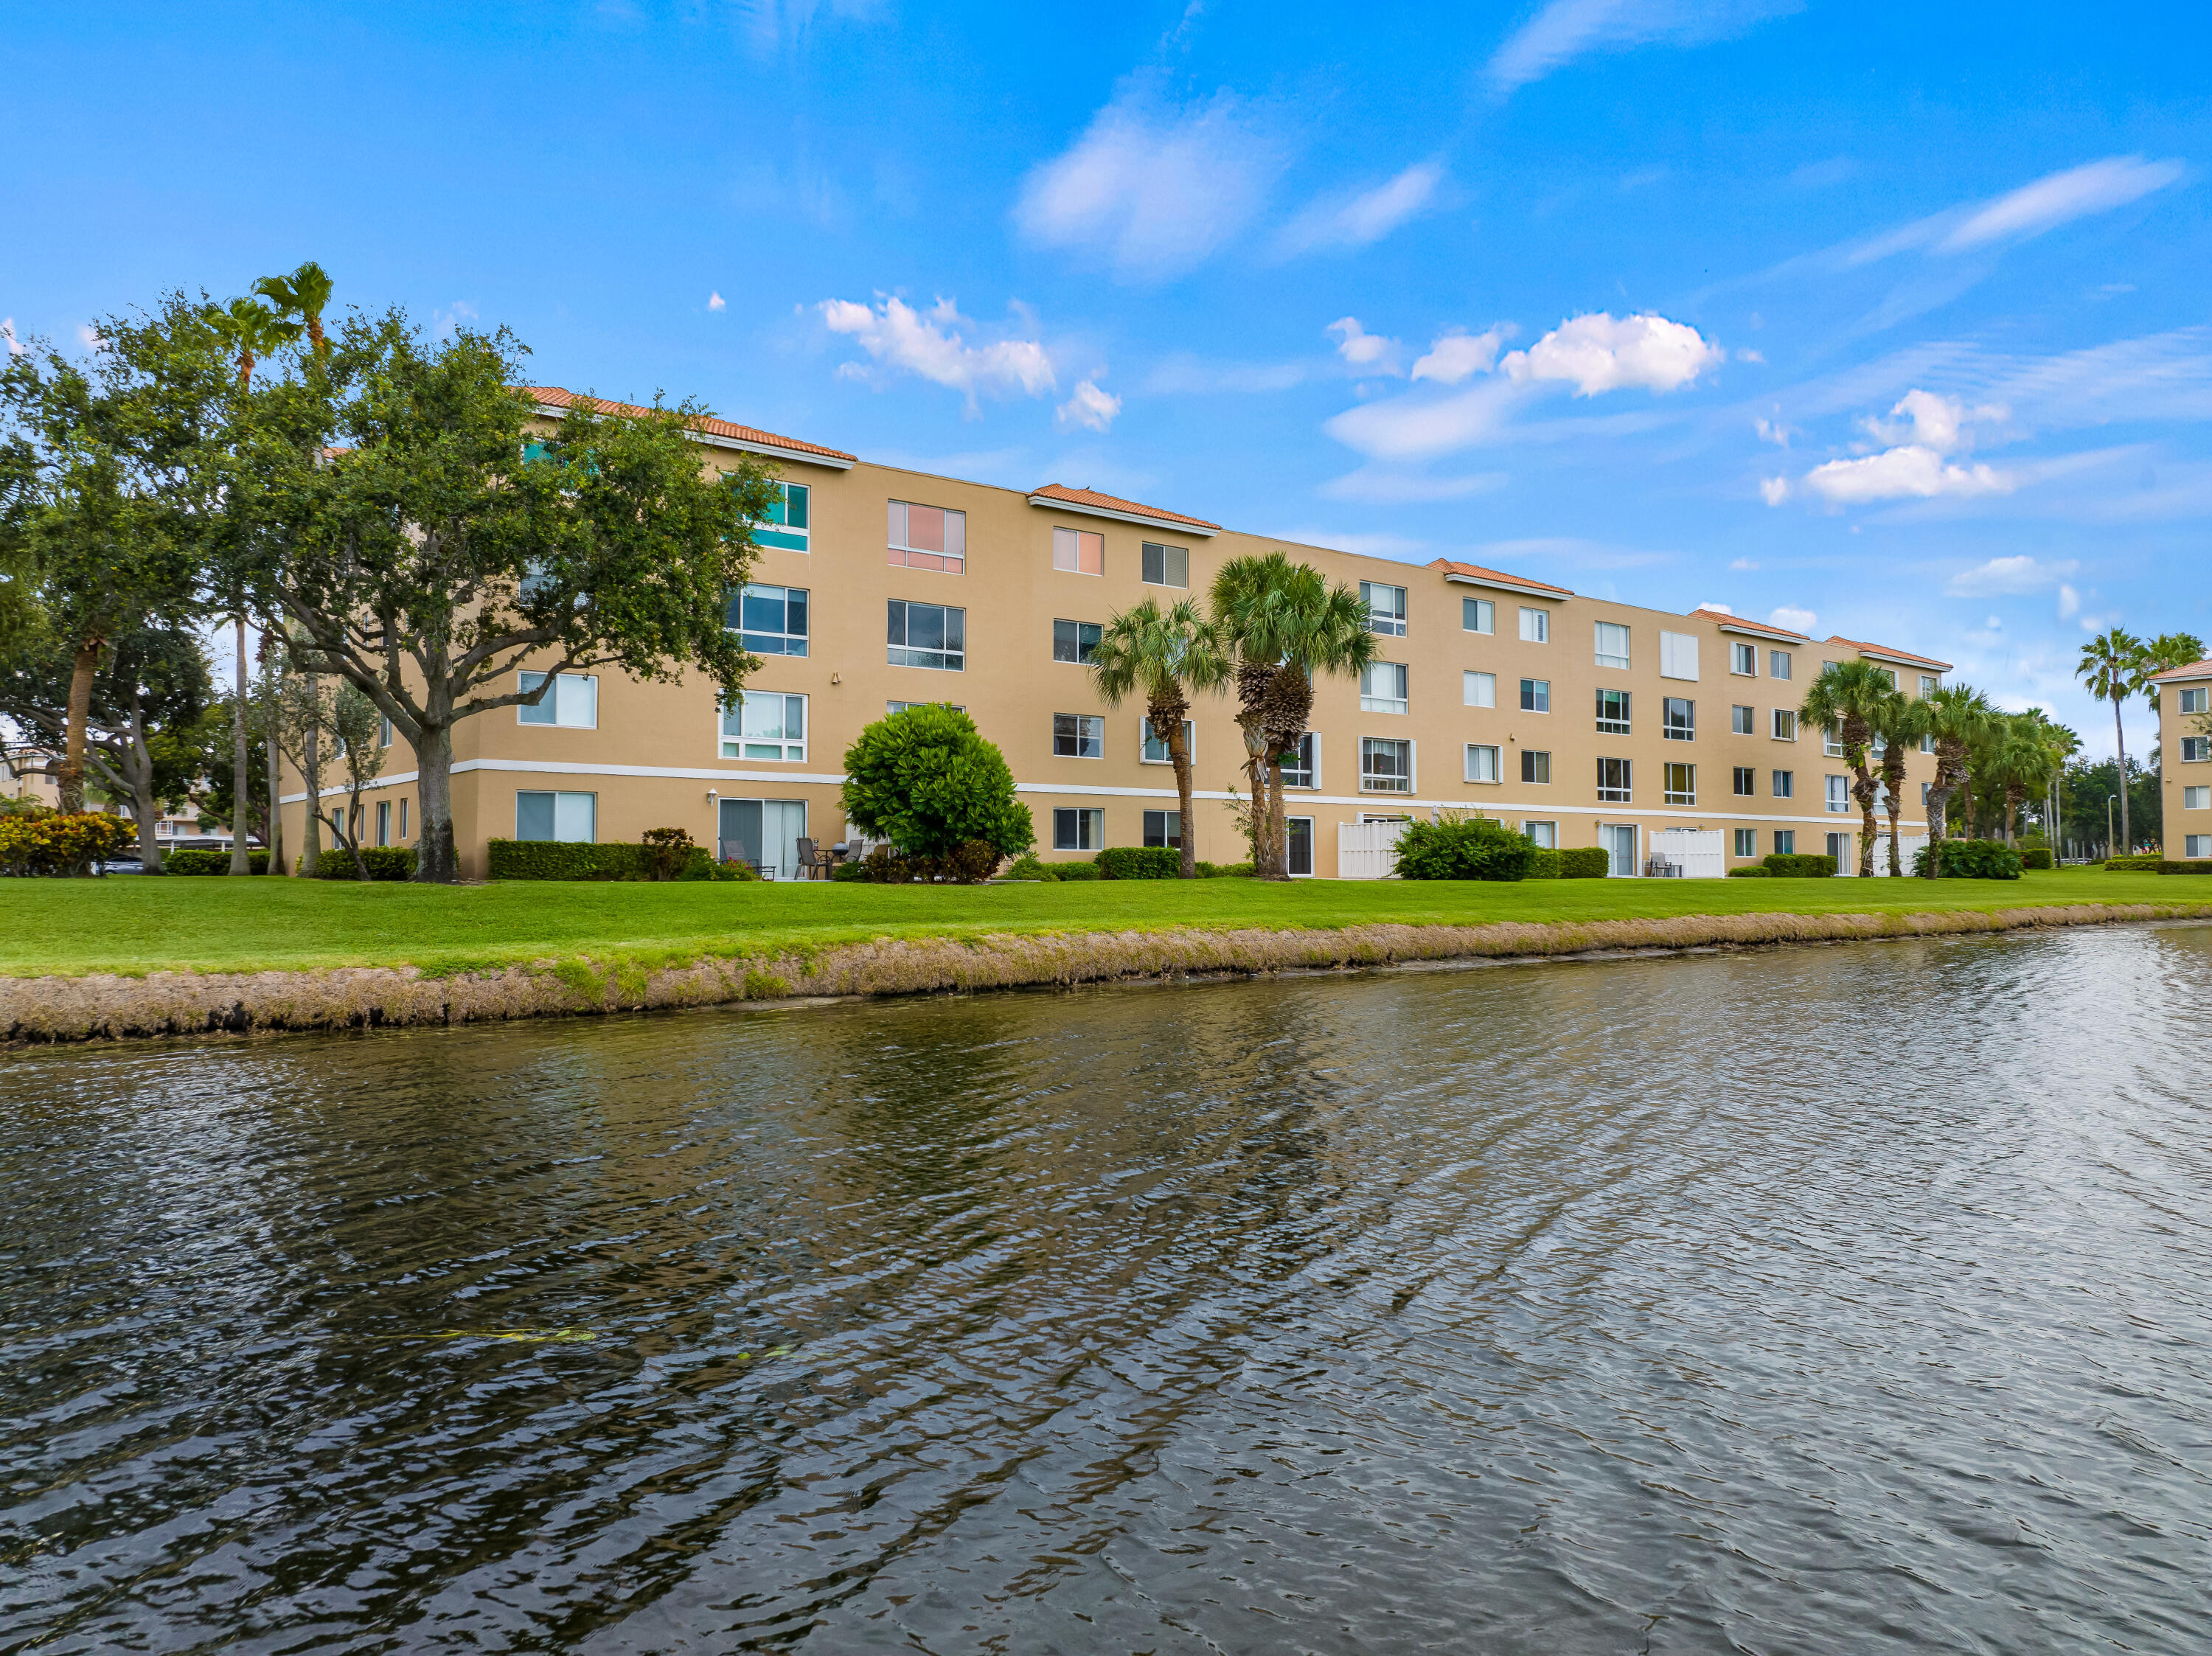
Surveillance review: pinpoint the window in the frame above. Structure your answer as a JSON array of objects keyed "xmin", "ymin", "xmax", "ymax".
[
  {"xmin": 2188, "ymin": 835, "xmax": 2212, "ymax": 858},
  {"xmin": 1519, "ymin": 606, "xmax": 1549, "ymax": 643},
  {"xmin": 1594, "ymin": 622, "xmax": 1630, "ymax": 669},
  {"xmin": 1733, "ymin": 828, "xmax": 1756, "ymax": 857},
  {"xmin": 1595, "ymin": 688, "xmax": 1631, "ymax": 734},
  {"xmin": 1464, "ymin": 670, "xmax": 1496, "ymax": 708},
  {"xmin": 1361, "ymin": 737, "xmax": 1412, "ymax": 793},
  {"xmin": 1874, "ymin": 667, "xmax": 1898, "ymax": 689},
  {"xmin": 2180, "ymin": 687, "xmax": 2209, "ymax": 714},
  {"xmin": 2184, "ymin": 786, "xmax": 2211, "ymax": 810},
  {"xmin": 1524, "ymin": 821, "xmax": 1557, "ymax": 849},
  {"xmin": 1287, "ymin": 816, "xmax": 1314, "ymax": 877},
  {"xmin": 1143, "ymin": 809, "xmax": 1182, "ymax": 848},
  {"xmin": 1141, "ymin": 720, "xmax": 1194, "ymax": 764},
  {"xmin": 1520, "ymin": 749, "xmax": 1551, "ymax": 784},
  {"xmin": 1520, "ymin": 678, "xmax": 1550, "ymax": 713},
  {"xmin": 1660, "ymin": 630, "xmax": 1700, "ymax": 681},
  {"xmin": 1054, "ymin": 807, "xmax": 1105, "ymax": 851},
  {"xmin": 752, "ymin": 481, "xmax": 810, "ymax": 552},
  {"xmin": 887, "ymin": 700, "xmax": 966, "ymax": 715},
  {"xmin": 888, "ymin": 600, "xmax": 965, "ymax": 670},
  {"xmin": 1362, "ymin": 662, "xmax": 1409, "ymax": 714},
  {"xmin": 1921, "ymin": 675, "xmax": 1940, "ymax": 697},
  {"xmin": 1773, "ymin": 829, "xmax": 1795, "ymax": 855},
  {"xmin": 2183, "ymin": 737, "xmax": 2212, "ymax": 763},
  {"xmin": 1770, "ymin": 650, "xmax": 1792, "ymax": 680},
  {"xmin": 1733, "ymin": 766, "xmax": 1756, "ymax": 796},
  {"xmin": 1664, "ymin": 763, "xmax": 1696, "ymax": 805},
  {"xmin": 1663, "ymin": 697, "xmax": 1695, "ymax": 740},
  {"xmin": 1827, "ymin": 831, "xmax": 1851, "ymax": 863},
  {"xmin": 1731, "ymin": 641, "xmax": 1757, "ymax": 676},
  {"xmin": 399, "ymin": 799, "xmax": 408, "ymax": 842},
  {"xmin": 728, "ymin": 583, "xmax": 808, "ymax": 655},
  {"xmin": 1053, "ymin": 713, "xmax": 1105, "ymax": 758},
  {"xmin": 376, "ymin": 800, "xmax": 391, "ymax": 847},
  {"xmin": 887, "ymin": 499, "xmax": 965, "ymax": 572},
  {"xmin": 1824, "ymin": 731, "xmax": 1845, "ymax": 758},
  {"xmin": 1826, "ymin": 775, "xmax": 1850, "ymax": 813},
  {"xmin": 378, "ymin": 714, "xmax": 393, "ymax": 747},
  {"xmin": 518, "ymin": 671, "xmax": 597, "ymax": 728},
  {"xmin": 1463, "ymin": 598, "xmax": 1495, "ymax": 635},
  {"xmin": 1919, "ymin": 734, "xmax": 1935, "ymax": 754},
  {"xmin": 1141, "ymin": 541, "xmax": 1189, "ymax": 588},
  {"xmin": 1772, "ymin": 770, "xmax": 1795, "ymax": 799},
  {"xmin": 1054, "ymin": 619, "xmax": 1103, "ymax": 664},
  {"xmin": 1466, "ymin": 743, "xmax": 1501, "ymax": 783},
  {"xmin": 517, "ymin": 790, "xmax": 595, "ymax": 842},
  {"xmin": 1772, "ymin": 709, "xmax": 1798, "ymax": 741},
  {"xmin": 1731, "ymin": 704, "xmax": 1755, "ymax": 735},
  {"xmin": 1596, "ymin": 757, "xmax": 1632, "ymax": 802},
  {"xmin": 1281, "ymin": 732, "xmax": 1317, "ymax": 789},
  {"xmin": 1052, "ymin": 525, "xmax": 1105, "ymax": 575},
  {"xmin": 721, "ymin": 690, "xmax": 806, "ymax": 761},
  {"xmin": 1362, "ymin": 582, "xmax": 1408, "ymax": 636}
]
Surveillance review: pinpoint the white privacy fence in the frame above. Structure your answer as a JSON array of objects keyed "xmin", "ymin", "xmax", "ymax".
[
  {"xmin": 1839, "ymin": 832, "xmax": 1926, "ymax": 875},
  {"xmin": 1338, "ymin": 819, "xmax": 1409, "ymax": 880},
  {"xmin": 1647, "ymin": 828, "xmax": 1725, "ymax": 879}
]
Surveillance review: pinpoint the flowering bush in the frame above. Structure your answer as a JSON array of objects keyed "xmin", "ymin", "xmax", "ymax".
[{"xmin": 0, "ymin": 811, "xmax": 137, "ymax": 876}]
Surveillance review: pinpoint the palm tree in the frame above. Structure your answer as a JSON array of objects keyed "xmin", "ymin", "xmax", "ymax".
[
  {"xmin": 2141, "ymin": 631, "xmax": 2208, "ymax": 714},
  {"xmin": 1210, "ymin": 553, "xmax": 1378, "ymax": 879},
  {"xmin": 252, "ymin": 262, "xmax": 335, "ymax": 358},
  {"xmin": 1875, "ymin": 689, "xmax": 1927, "ymax": 877},
  {"xmin": 2076, "ymin": 627, "xmax": 2146, "ymax": 853},
  {"xmin": 1090, "ymin": 597, "xmax": 1229, "ymax": 877},
  {"xmin": 1989, "ymin": 713, "xmax": 2062, "ymax": 843},
  {"xmin": 1917, "ymin": 683, "xmax": 1994, "ymax": 874},
  {"xmin": 1800, "ymin": 659, "xmax": 1895, "ymax": 877}
]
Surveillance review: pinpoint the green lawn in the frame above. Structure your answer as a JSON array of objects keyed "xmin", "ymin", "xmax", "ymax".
[{"xmin": 1, "ymin": 869, "xmax": 2204, "ymax": 978}]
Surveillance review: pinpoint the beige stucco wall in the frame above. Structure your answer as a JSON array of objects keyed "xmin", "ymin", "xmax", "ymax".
[{"xmin": 2160, "ymin": 672, "xmax": 2212, "ymax": 857}]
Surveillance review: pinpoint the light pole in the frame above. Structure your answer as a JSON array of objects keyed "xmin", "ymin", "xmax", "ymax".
[{"xmin": 2107, "ymin": 793, "xmax": 2118, "ymax": 859}]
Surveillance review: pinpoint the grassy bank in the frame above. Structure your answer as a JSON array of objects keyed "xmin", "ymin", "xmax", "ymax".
[{"xmin": 0, "ymin": 867, "xmax": 2200, "ymax": 978}]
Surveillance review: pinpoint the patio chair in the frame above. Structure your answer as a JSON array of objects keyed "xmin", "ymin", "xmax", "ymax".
[{"xmin": 795, "ymin": 838, "xmax": 829, "ymax": 881}]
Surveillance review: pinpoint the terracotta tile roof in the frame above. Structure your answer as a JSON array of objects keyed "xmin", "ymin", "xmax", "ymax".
[
  {"xmin": 1026, "ymin": 483, "xmax": 1222, "ymax": 532},
  {"xmin": 1686, "ymin": 608, "xmax": 1809, "ymax": 641},
  {"xmin": 1826, "ymin": 635, "xmax": 1953, "ymax": 672},
  {"xmin": 1427, "ymin": 558, "xmax": 1574, "ymax": 597},
  {"xmin": 2149, "ymin": 658, "xmax": 2212, "ymax": 682},
  {"xmin": 524, "ymin": 386, "xmax": 856, "ymax": 463}
]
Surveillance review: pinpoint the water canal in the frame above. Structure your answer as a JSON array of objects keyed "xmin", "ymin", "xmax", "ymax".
[{"xmin": 4, "ymin": 924, "xmax": 2211, "ymax": 1652}]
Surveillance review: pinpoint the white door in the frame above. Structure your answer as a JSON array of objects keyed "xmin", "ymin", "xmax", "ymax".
[
  {"xmin": 1338, "ymin": 819, "xmax": 1407, "ymax": 879},
  {"xmin": 1649, "ymin": 827, "xmax": 1725, "ymax": 878},
  {"xmin": 1601, "ymin": 823, "xmax": 1639, "ymax": 877}
]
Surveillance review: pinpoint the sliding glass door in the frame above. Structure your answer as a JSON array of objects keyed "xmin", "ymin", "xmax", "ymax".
[{"xmin": 718, "ymin": 798, "xmax": 807, "ymax": 879}]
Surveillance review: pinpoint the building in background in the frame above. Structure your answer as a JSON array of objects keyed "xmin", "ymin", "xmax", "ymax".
[{"xmin": 2152, "ymin": 655, "xmax": 2212, "ymax": 860}]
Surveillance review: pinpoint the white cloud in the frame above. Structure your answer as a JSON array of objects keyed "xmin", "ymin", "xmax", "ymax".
[
  {"xmin": 1326, "ymin": 316, "xmax": 1398, "ymax": 369},
  {"xmin": 1759, "ymin": 476, "xmax": 1790, "ymax": 505},
  {"xmin": 1730, "ymin": 557, "xmax": 1759, "ymax": 570},
  {"xmin": 1057, "ymin": 378, "xmax": 1121, "ymax": 433},
  {"xmin": 1277, "ymin": 162, "xmax": 1443, "ymax": 254},
  {"xmin": 707, "ymin": 291, "xmax": 726, "ymax": 312},
  {"xmin": 1, "ymin": 318, "xmax": 22, "ymax": 356},
  {"xmin": 1486, "ymin": 0, "xmax": 1801, "ymax": 94},
  {"xmin": 1411, "ymin": 327, "xmax": 1508, "ymax": 385},
  {"xmin": 1736, "ymin": 347, "xmax": 1765, "ymax": 363},
  {"xmin": 2057, "ymin": 583, "xmax": 2081, "ymax": 619},
  {"xmin": 1318, "ymin": 467, "xmax": 1508, "ymax": 504},
  {"xmin": 77, "ymin": 322, "xmax": 103, "ymax": 349},
  {"xmin": 1324, "ymin": 375, "xmax": 1528, "ymax": 462},
  {"xmin": 819, "ymin": 295, "xmax": 1055, "ymax": 406},
  {"xmin": 1014, "ymin": 83, "xmax": 1284, "ymax": 280},
  {"xmin": 1864, "ymin": 388, "xmax": 2003, "ymax": 453},
  {"xmin": 1754, "ymin": 413, "xmax": 1792, "ymax": 447},
  {"xmin": 1944, "ymin": 554, "xmax": 2079, "ymax": 596},
  {"xmin": 1938, "ymin": 156, "xmax": 2187, "ymax": 253},
  {"xmin": 1985, "ymin": 614, "xmax": 2003, "ymax": 629},
  {"xmin": 1697, "ymin": 601, "xmax": 1734, "ymax": 614},
  {"xmin": 1800, "ymin": 445, "xmax": 2011, "ymax": 504},
  {"xmin": 1500, "ymin": 312, "xmax": 1723, "ymax": 396},
  {"xmin": 1769, "ymin": 604, "xmax": 1818, "ymax": 633},
  {"xmin": 1144, "ymin": 355, "xmax": 1318, "ymax": 394}
]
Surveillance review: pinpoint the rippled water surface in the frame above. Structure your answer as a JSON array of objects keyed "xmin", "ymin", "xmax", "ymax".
[{"xmin": 6, "ymin": 925, "xmax": 2212, "ymax": 1654}]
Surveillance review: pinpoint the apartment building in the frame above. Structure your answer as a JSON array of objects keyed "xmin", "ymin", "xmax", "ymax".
[
  {"xmin": 2152, "ymin": 656, "xmax": 2212, "ymax": 860},
  {"xmin": 276, "ymin": 388, "xmax": 1953, "ymax": 880}
]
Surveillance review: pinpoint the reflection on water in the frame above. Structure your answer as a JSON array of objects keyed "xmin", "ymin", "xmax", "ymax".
[{"xmin": 4, "ymin": 925, "xmax": 2211, "ymax": 1654}]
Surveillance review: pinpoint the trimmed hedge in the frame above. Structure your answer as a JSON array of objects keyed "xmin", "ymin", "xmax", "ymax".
[
  {"xmin": 486, "ymin": 840, "xmax": 733, "ymax": 880},
  {"xmin": 1394, "ymin": 815, "xmax": 1535, "ymax": 881},
  {"xmin": 1559, "ymin": 846, "xmax": 1611, "ymax": 880},
  {"xmin": 1911, "ymin": 838, "xmax": 2022, "ymax": 880},
  {"xmin": 161, "ymin": 848, "xmax": 270, "ymax": 875},
  {"xmin": 2161, "ymin": 860, "xmax": 2212, "ymax": 874},
  {"xmin": 1727, "ymin": 866, "xmax": 1770, "ymax": 878},
  {"xmin": 2105, "ymin": 855, "xmax": 2165, "ymax": 872},
  {"xmin": 1096, "ymin": 846, "xmax": 1182, "ymax": 880},
  {"xmin": 1051, "ymin": 860, "xmax": 1102, "ymax": 881},
  {"xmin": 310, "ymin": 847, "xmax": 418, "ymax": 881},
  {"xmin": 1526, "ymin": 848, "xmax": 1562, "ymax": 880},
  {"xmin": 2019, "ymin": 846, "xmax": 2053, "ymax": 870},
  {"xmin": 1762, "ymin": 852, "xmax": 1838, "ymax": 877}
]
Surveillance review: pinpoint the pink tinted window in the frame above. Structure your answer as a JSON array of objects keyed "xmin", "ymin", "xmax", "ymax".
[
  {"xmin": 1054, "ymin": 526, "xmax": 1105, "ymax": 574},
  {"xmin": 907, "ymin": 505, "xmax": 945, "ymax": 553},
  {"xmin": 888, "ymin": 500, "xmax": 966, "ymax": 574}
]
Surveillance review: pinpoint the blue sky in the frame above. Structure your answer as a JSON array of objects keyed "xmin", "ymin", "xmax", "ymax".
[{"xmin": 4, "ymin": 1, "xmax": 2207, "ymax": 755}]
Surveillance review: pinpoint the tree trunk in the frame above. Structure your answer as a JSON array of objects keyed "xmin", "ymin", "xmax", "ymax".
[
  {"xmin": 125, "ymin": 696, "xmax": 164, "ymax": 874},
  {"xmin": 1235, "ymin": 713, "xmax": 1268, "ymax": 871},
  {"xmin": 229, "ymin": 616, "xmax": 251, "ymax": 872},
  {"xmin": 264, "ymin": 689, "xmax": 285, "ymax": 877},
  {"xmin": 1167, "ymin": 717, "xmax": 1197, "ymax": 880},
  {"xmin": 414, "ymin": 721, "xmax": 459, "ymax": 882},
  {"xmin": 1262, "ymin": 754, "xmax": 1289, "ymax": 880},
  {"xmin": 59, "ymin": 637, "xmax": 101, "ymax": 815},
  {"xmin": 2112, "ymin": 694, "xmax": 2130, "ymax": 852},
  {"xmin": 1886, "ymin": 801, "xmax": 1904, "ymax": 877},
  {"xmin": 301, "ymin": 672, "xmax": 322, "ymax": 875}
]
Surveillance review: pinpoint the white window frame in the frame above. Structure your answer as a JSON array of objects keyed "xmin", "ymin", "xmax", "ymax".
[
  {"xmin": 888, "ymin": 599, "xmax": 967, "ymax": 671},
  {"xmin": 2183, "ymin": 785, "xmax": 2211, "ymax": 810},
  {"xmin": 1520, "ymin": 748, "xmax": 1552, "ymax": 785},
  {"xmin": 1465, "ymin": 742, "xmax": 1501, "ymax": 784},
  {"xmin": 1659, "ymin": 630, "xmax": 1700, "ymax": 681},
  {"xmin": 2186, "ymin": 834, "xmax": 2212, "ymax": 858},
  {"xmin": 1281, "ymin": 731, "xmax": 1318, "ymax": 790},
  {"xmin": 1921, "ymin": 675, "xmax": 1941, "ymax": 697},
  {"xmin": 1732, "ymin": 765, "xmax": 1756, "ymax": 797},
  {"xmin": 1140, "ymin": 719, "xmax": 1194, "ymax": 765},
  {"xmin": 1518, "ymin": 606, "xmax": 1549, "ymax": 644},
  {"xmin": 2181, "ymin": 737, "xmax": 2212, "ymax": 763},
  {"xmin": 1662, "ymin": 697, "xmax": 1696, "ymax": 741},
  {"xmin": 1520, "ymin": 677, "xmax": 1551, "ymax": 714},
  {"xmin": 1733, "ymin": 827, "xmax": 1757, "ymax": 857},
  {"xmin": 1770, "ymin": 650, "xmax": 1792, "ymax": 681},
  {"xmin": 1053, "ymin": 618, "xmax": 1102, "ymax": 664},
  {"xmin": 1596, "ymin": 756, "xmax": 1632, "ymax": 804},
  {"xmin": 1731, "ymin": 704, "xmax": 1755, "ymax": 735},
  {"xmin": 1773, "ymin": 829, "xmax": 1796, "ymax": 855},
  {"xmin": 1052, "ymin": 807, "xmax": 1105, "ymax": 851},
  {"xmin": 1463, "ymin": 597, "xmax": 1495, "ymax": 635},
  {"xmin": 720, "ymin": 689, "xmax": 807, "ymax": 762},
  {"xmin": 1594, "ymin": 621, "xmax": 1631, "ymax": 670},
  {"xmin": 1826, "ymin": 774, "xmax": 1851, "ymax": 813},
  {"xmin": 1664, "ymin": 762, "xmax": 1697, "ymax": 806},
  {"xmin": 729, "ymin": 582, "xmax": 810, "ymax": 657},
  {"xmin": 518, "ymin": 670, "xmax": 598, "ymax": 729},
  {"xmin": 1052, "ymin": 524, "xmax": 1105, "ymax": 576},
  {"xmin": 1052, "ymin": 712, "xmax": 1106, "ymax": 759},
  {"xmin": 1360, "ymin": 737, "xmax": 1414, "ymax": 793},
  {"xmin": 1731, "ymin": 641, "xmax": 1757, "ymax": 677},
  {"xmin": 2178, "ymin": 686, "xmax": 2209, "ymax": 714},
  {"xmin": 754, "ymin": 481, "xmax": 810, "ymax": 553},
  {"xmin": 1361, "ymin": 581, "xmax": 1409, "ymax": 637},
  {"xmin": 516, "ymin": 789, "xmax": 596, "ymax": 843},
  {"xmin": 1361, "ymin": 661, "xmax": 1409, "ymax": 715},
  {"xmin": 886, "ymin": 498, "xmax": 965, "ymax": 573},
  {"xmin": 1142, "ymin": 807, "xmax": 1183, "ymax": 849},
  {"xmin": 1463, "ymin": 670, "xmax": 1496, "ymax": 709},
  {"xmin": 1773, "ymin": 709, "xmax": 1798, "ymax": 742},
  {"xmin": 1523, "ymin": 820, "xmax": 1557, "ymax": 849},
  {"xmin": 1773, "ymin": 769, "xmax": 1795, "ymax": 799},
  {"xmin": 1141, "ymin": 541, "xmax": 1189, "ymax": 588}
]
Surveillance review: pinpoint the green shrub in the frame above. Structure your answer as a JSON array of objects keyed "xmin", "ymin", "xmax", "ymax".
[
  {"xmin": 1051, "ymin": 860, "xmax": 1102, "ymax": 881},
  {"xmin": 2157, "ymin": 858, "xmax": 2212, "ymax": 874},
  {"xmin": 1002, "ymin": 855, "xmax": 1055, "ymax": 882},
  {"xmin": 160, "ymin": 848, "xmax": 231, "ymax": 875},
  {"xmin": 487, "ymin": 839, "xmax": 650, "ymax": 880},
  {"xmin": 1559, "ymin": 846, "xmax": 1611, "ymax": 880},
  {"xmin": 1394, "ymin": 813, "xmax": 1536, "ymax": 881},
  {"xmin": 2019, "ymin": 846, "xmax": 2053, "ymax": 870},
  {"xmin": 1910, "ymin": 838, "xmax": 2022, "ymax": 880},
  {"xmin": 310, "ymin": 846, "xmax": 418, "ymax": 880},
  {"xmin": 1525, "ymin": 847, "xmax": 1562, "ymax": 880},
  {"xmin": 1096, "ymin": 846, "xmax": 1181, "ymax": 880},
  {"xmin": 2105, "ymin": 855, "xmax": 2164, "ymax": 872},
  {"xmin": 1727, "ymin": 865, "xmax": 1771, "ymax": 878},
  {"xmin": 841, "ymin": 705, "xmax": 1034, "ymax": 861},
  {"xmin": 1194, "ymin": 860, "xmax": 1256, "ymax": 878},
  {"xmin": 1761, "ymin": 853, "xmax": 1838, "ymax": 877},
  {"xmin": 639, "ymin": 827, "xmax": 695, "ymax": 881}
]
